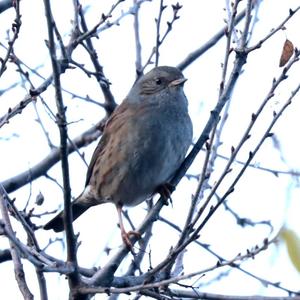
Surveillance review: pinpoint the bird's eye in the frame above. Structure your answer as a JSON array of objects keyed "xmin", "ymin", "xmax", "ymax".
[{"xmin": 155, "ymin": 78, "xmax": 162, "ymax": 85}]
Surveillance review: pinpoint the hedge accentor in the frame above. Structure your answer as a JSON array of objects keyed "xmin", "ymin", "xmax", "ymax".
[{"xmin": 44, "ymin": 66, "xmax": 193, "ymax": 246}]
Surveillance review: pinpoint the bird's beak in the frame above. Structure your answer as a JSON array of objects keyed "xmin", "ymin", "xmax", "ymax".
[{"xmin": 169, "ymin": 77, "xmax": 187, "ymax": 87}]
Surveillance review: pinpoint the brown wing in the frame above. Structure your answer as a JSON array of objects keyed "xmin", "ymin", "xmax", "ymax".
[
  {"xmin": 84, "ymin": 103, "xmax": 134, "ymax": 187},
  {"xmin": 84, "ymin": 132, "xmax": 108, "ymax": 187}
]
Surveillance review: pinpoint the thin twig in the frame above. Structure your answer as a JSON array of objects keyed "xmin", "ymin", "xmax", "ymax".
[
  {"xmin": 176, "ymin": 122, "xmax": 218, "ymax": 249},
  {"xmin": 7, "ymin": 197, "xmax": 49, "ymax": 300},
  {"xmin": 0, "ymin": 184, "xmax": 34, "ymax": 300},
  {"xmin": 0, "ymin": 0, "xmax": 21, "ymax": 77},
  {"xmin": 177, "ymin": 1, "xmax": 256, "ymax": 70},
  {"xmin": 247, "ymin": 6, "xmax": 300, "ymax": 53},
  {"xmin": 133, "ymin": 0, "xmax": 143, "ymax": 76},
  {"xmin": 79, "ymin": 238, "xmax": 274, "ymax": 296},
  {"xmin": 154, "ymin": 0, "xmax": 165, "ymax": 66},
  {"xmin": 0, "ymin": 75, "xmax": 53, "ymax": 128},
  {"xmin": 144, "ymin": 2, "xmax": 182, "ymax": 71},
  {"xmin": 77, "ymin": 2, "xmax": 116, "ymax": 114},
  {"xmin": 72, "ymin": 0, "xmax": 126, "ymax": 46}
]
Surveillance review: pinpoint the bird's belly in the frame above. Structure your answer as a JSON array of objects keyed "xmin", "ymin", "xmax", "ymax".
[
  {"xmin": 113, "ymin": 137, "xmax": 187, "ymax": 206},
  {"xmin": 96, "ymin": 109, "xmax": 192, "ymax": 207}
]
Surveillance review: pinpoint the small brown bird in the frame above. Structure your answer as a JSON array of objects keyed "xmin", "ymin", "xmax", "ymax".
[{"xmin": 44, "ymin": 66, "xmax": 193, "ymax": 246}]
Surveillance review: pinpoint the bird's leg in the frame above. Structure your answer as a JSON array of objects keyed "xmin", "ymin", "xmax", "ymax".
[
  {"xmin": 116, "ymin": 204, "xmax": 141, "ymax": 250},
  {"xmin": 157, "ymin": 183, "xmax": 175, "ymax": 205}
]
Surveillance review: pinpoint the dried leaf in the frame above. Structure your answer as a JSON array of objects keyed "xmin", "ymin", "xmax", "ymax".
[{"xmin": 279, "ymin": 39, "xmax": 294, "ymax": 67}]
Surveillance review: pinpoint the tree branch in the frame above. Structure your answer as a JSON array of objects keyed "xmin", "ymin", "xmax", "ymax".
[
  {"xmin": 0, "ymin": 184, "xmax": 34, "ymax": 300},
  {"xmin": 177, "ymin": 0, "xmax": 255, "ymax": 70},
  {"xmin": 43, "ymin": 0, "xmax": 80, "ymax": 298},
  {"xmin": 1, "ymin": 123, "xmax": 101, "ymax": 194}
]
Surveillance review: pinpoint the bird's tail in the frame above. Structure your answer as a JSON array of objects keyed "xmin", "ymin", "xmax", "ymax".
[{"xmin": 43, "ymin": 201, "xmax": 90, "ymax": 232}]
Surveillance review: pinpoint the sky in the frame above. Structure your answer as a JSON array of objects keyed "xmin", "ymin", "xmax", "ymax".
[{"xmin": 1, "ymin": 1, "xmax": 300, "ymax": 299}]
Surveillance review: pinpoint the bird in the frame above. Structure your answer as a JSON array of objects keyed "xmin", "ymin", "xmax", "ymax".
[{"xmin": 44, "ymin": 66, "xmax": 193, "ymax": 247}]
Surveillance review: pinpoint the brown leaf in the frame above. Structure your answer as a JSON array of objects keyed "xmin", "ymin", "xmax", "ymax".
[{"xmin": 279, "ymin": 39, "xmax": 294, "ymax": 67}]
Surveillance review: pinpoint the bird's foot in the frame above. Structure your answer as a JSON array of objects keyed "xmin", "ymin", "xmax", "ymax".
[
  {"xmin": 116, "ymin": 203, "xmax": 141, "ymax": 252},
  {"xmin": 121, "ymin": 229, "xmax": 141, "ymax": 252},
  {"xmin": 157, "ymin": 183, "xmax": 175, "ymax": 205}
]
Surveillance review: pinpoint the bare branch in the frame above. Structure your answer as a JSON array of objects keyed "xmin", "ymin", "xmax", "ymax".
[
  {"xmin": 43, "ymin": 0, "xmax": 80, "ymax": 297},
  {"xmin": 0, "ymin": 76, "xmax": 53, "ymax": 128},
  {"xmin": 0, "ymin": 0, "xmax": 21, "ymax": 77},
  {"xmin": 0, "ymin": 184, "xmax": 34, "ymax": 300},
  {"xmin": 133, "ymin": 0, "xmax": 142, "ymax": 75},
  {"xmin": 1, "ymin": 124, "xmax": 101, "ymax": 193},
  {"xmin": 177, "ymin": 1, "xmax": 255, "ymax": 70},
  {"xmin": 247, "ymin": 6, "xmax": 300, "ymax": 53},
  {"xmin": 77, "ymin": 3, "xmax": 116, "ymax": 114},
  {"xmin": 79, "ymin": 238, "xmax": 275, "ymax": 296}
]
